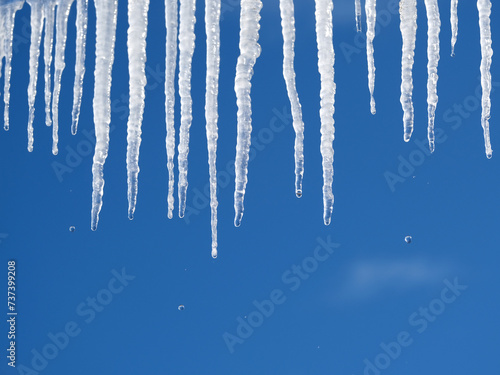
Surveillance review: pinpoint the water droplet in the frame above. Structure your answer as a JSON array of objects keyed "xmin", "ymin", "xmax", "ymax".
[
  {"xmin": 405, "ymin": 235, "xmax": 412, "ymax": 244},
  {"xmin": 178, "ymin": 305, "xmax": 185, "ymax": 311},
  {"xmin": 69, "ymin": 226, "xmax": 76, "ymax": 232}
]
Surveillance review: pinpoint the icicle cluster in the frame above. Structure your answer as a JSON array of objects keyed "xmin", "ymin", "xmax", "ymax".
[{"xmin": 0, "ymin": 1, "xmax": 495, "ymax": 257}]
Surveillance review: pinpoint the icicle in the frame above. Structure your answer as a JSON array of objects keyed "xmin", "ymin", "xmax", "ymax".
[
  {"xmin": 399, "ymin": 0, "xmax": 417, "ymax": 142},
  {"xmin": 205, "ymin": 0, "xmax": 221, "ymax": 258},
  {"xmin": 126, "ymin": 0, "xmax": 150, "ymax": 220},
  {"xmin": 450, "ymin": 0, "xmax": 458, "ymax": 56},
  {"xmin": 314, "ymin": 0, "xmax": 335, "ymax": 226},
  {"xmin": 233, "ymin": 0, "xmax": 262, "ymax": 227},
  {"xmin": 0, "ymin": 0, "xmax": 24, "ymax": 131},
  {"xmin": 43, "ymin": 1, "xmax": 55, "ymax": 128},
  {"xmin": 365, "ymin": 0, "xmax": 376, "ymax": 114},
  {"xmin": 90, "ymin": 0, "xmax": 118, "ymax": 231},
  {"xmin": 51, "ymin": 0, "xmax": 74, "ymax": 155},
  {"xmin": 477, "ymin": 0, "xmax": 493, "ymax": 159},
  {"xmin": 177, "ymin": 0, "xmax": 196, "ymax": 219},
  {"xmin": 279, "ymin": 0, "xmax": 304, "ymax": 197},
  {"xmin": 27, "ymin": 0, "xmax": 44, "ymax": 151},
  {"xmin": 355, "ymin": 0, "xmax": 362, "ymax": 32},
  {"xmin": 71, "ymin": 0, "xmax": 88, "ymax": 135},
  {"xmin": 425, "ymin": 0, "xmax": 440, "ymax": 153},
  {"xmin": 165, "ymin": 0, "xmax": 178, "ymax": 220}
]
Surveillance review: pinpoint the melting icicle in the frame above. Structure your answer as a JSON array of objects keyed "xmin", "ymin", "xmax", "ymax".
[
  {"xmin": 177, "ymin": 0, "xmax": 196, "ymax": 219},
  {"xmin": 165, "ymin": 0, "xmax": 178, "ymax": 220},
  {"xmin": 126, "ymin": 0, "xmax": 150, "ymax": 220},
  {"xmin": 0, "ymin": 0, "xmax": 24, "ymax": 131},
  {"xmin": 477, "ymin": 0, "xmax": 493, "ymax": 159},
  {"xmin": 43, "ymin": 1, "xmax": 55, "ymax": 128},
  {"xmin": 234, "ymin": 0, "xmax": 263, "ymax": 227},
  {"xmin": 51, "ymin": 0, "xmax": 74, "ymax": 155},
  {"xmin": 365, "ymin": 0, "xmax": 376, "ymax": 114},
  {"xmin": 399, "ymin": 0, "xmax": 417, "ymax": 142},
  {"xmin": 355, "ymin": 0, "xmax": 361, "ymax": 32},
  {"xmin": 71, "ymin": 0, "xmax": 88, "ymax": 135},
  {"xmin": 205, "ymin": 0, "xmax": 221, "ymax": 258},
  {"xmin": 27, "ymin": 0, "xmax": 44, "ymax": 151},
  {"xmin": 314, "ymin": 0, "xmax": 335, "ymax": 226},
  {"xmin": 90, "ymin": 0, "xmax": 118, "ymax": 231},
  {"xmin": 450, "ymin": 0, "xmax": 458, "ymax": 56},
  {"xmin": 279, "ymin": 0, "xmax": 304, "ymax": 197},
  {"xmin": 424, "ymin": 0, "xmax": 440, "ymax": 153}
]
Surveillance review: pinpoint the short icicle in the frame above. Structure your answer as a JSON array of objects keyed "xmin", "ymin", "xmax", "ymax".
[
  {"xmin": 71, "ymin": 0, "xmax": 89, "ymax": 135},
  {"xmin": 27, "ymin": 0, "xmax": 44, "ymax": 151},
  {"xmin": 399, "ymin": 0, "xmax": 417, "ymax": 142},
  {"xmin": 51, "ymin": 0, "xmax": 74, "ymax": 155},
  {"xmin": 424, "ymin": 0, "xmax": 440, "ymax": 153}
]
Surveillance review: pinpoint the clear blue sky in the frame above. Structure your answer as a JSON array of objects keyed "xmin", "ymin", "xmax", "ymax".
[{"xmin": 1, "ymin": 0, "xmax": 499, "ymax": 374}]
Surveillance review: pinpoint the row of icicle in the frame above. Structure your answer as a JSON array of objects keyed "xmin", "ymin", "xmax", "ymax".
[{"xmin": 0, "ymin": 0, "xmax": 494, "ymax": 257}]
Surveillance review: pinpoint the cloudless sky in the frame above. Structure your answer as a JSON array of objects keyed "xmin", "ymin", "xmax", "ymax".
[{"xmin": 0, "ymin": 0, "xmax": 499, "ymax": 374}]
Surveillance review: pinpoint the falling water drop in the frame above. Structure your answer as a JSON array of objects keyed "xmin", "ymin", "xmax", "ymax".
[
  {"xmin": 405, "ymin": 235, "xmax": 412, "ymax": 243},
  {"xmin": 178, "ymin": 304, "xmax": 185, "ymax": 311},
  {"xmin": 69, "ymin": 226, "xmax": 76, "ymax": 232}
]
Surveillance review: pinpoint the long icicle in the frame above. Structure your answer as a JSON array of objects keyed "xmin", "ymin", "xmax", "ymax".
[
  {"xmin": 71, "ymin": 0, "xmax": 88, "ymax": 135},
  {"xmin": 365, "ymin": 0, "xmax": 376, "ymax": 114},
  {"xmin": 205, "ymin": 0, "xmax": 221, "ymax": 258},
  {"xmin": 234, "ymin": 0, "xmax": 263, "ymax": 227},
  {"xmin": 279, "ymin": 0, "xmax": 305, "ymax": 197},
  {"xmin": 0, "ymin": 0, "xmax": 24, "ymax": 131},
  {"xmin": 165, "ymin": 0, "xmax": 178, "ymax": 220},
  {"xmin": 91, "ymin": 0, "xmax": 118, "ymax": 231},
  {"xmin": 399, "ymin": 0, "xmax": 417, "ymax": 142},
  {"xmin": 425, "ymin": 0, "xmax": 440, "ymax": 153},
  {"xmin": 450, "ymin": 0, "xmax": 458, "ymax": 56},
  {"xmin": 27, "ymin": 0, "xmax": 44, "ymax": 151},
  {"xmin": 51, "ymin": 0, "xmax": 74, "ymax": 155},
  {"xmin": 43, "ymin": 1, "xmax": 55, "ymax": 128},
  {"xmin": 126, "ymin": 0, "xmax": 150, "ymax": 220},
  {"xmin": 315, "ymin": 0, "xmax": 336, "ymax": 226},
  {"xmin": 177, "ymin": 0, "xmax": 196, "ymax": 218},
  {"xmin": 355, "ymin": 0, "xmax": 362, "ymax": 32},
  {"xmin": 477, "ymin": 0, "xmax": 493, "ymax": 158}
]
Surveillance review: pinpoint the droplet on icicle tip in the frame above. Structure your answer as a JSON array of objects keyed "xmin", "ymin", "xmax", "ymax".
[
  {"xmin": 296, "ymin": 189, "xmax": 302, "ymax": 198},
  {"xmin": 212, "ymin": 249, "xmax": 218, "ymax": 259},
  {"xmin": 405, "ymin": 235, "xmax": 412, "ymax": 244}
]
